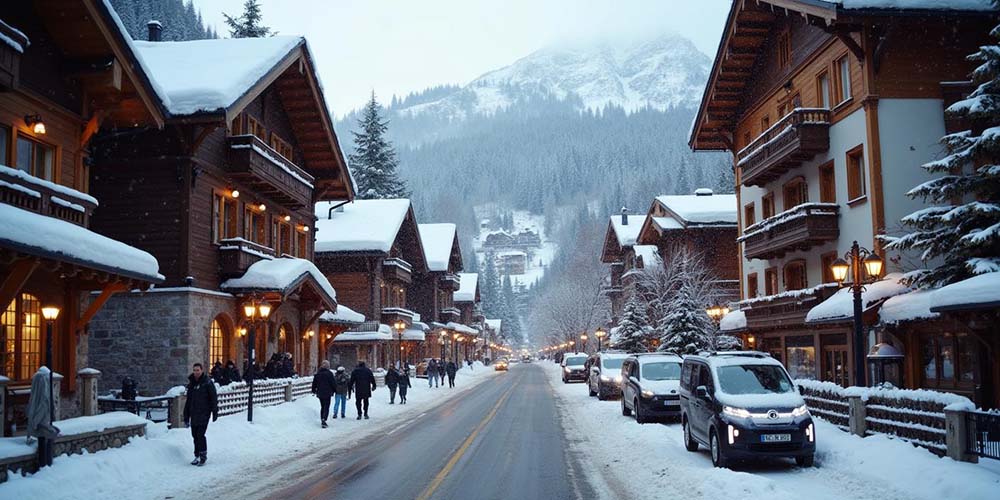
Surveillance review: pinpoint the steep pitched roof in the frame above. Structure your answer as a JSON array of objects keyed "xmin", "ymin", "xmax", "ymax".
[
  {"xmin": 314, "ymin": 199, "xmax": 411, "ymax": 253},
  {"xmin": 654, "ymin": 193, "xmax": 738, "ymax": 226},
  {"xmin": 455, "ymin": 273, "xmax": 480, "ymax": 303},
  {"xmin": 419, "ymin": 223, "xmax": 463, "ymax": 272}
]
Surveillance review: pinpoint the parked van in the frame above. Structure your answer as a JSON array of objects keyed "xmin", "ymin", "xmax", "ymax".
[{"xmin": 679, "ymin": 352, "xmax": 815, "ymax": 468}]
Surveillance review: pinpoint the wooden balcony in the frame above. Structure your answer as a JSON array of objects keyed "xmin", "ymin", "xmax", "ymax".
[
  {"xmin": 742, "ymin": 284, "xmax": 839, "ymax": 331},
  {"xmin": 737, "ymin": 109, "xmax": 830, "ymax": 187},
  {"xmin": 439, "ymin": 273, "xmax": 461, "ymax": 291},
  {"xmin": 218, "ymin": 237, "xmax": 276, "ymax": 279},
  {"xmin": 0, "ymin": 21, "xmax": 26, "ymax": 90},
  {"xmin": 0, "ymin": 165, "xmax": 97, "ymax": 227},
  {"xmin": 382, "ymin": 258, "xmax": 413, "ymax": 283},
  {"xmin": 380, "ymin": 307, "xmax": 415, "ymax": 327},
  {"xmin": 741, "ymin": 203, "xmax": 839, "ymax": 260},
  {"xmin": 440, "ymin": 307, "xmax": 461, "ymax": 323},
  {"xmin": 226, "ymin": 135, "xmax": 315, "ymax": 210}
]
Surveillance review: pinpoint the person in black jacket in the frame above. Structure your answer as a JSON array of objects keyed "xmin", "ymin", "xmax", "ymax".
[
  {"xmin": 348, "ymin": 361, "xmax": 377, "ymax": 420},
  {"xmin": 311, "ymin": 360, "xmax": 336, "ymax": 428},
  {"xmin": 183, "ymin": 363, "xmax": 218, "ymax": 466},
  {"xmin": 398, "ymin": 366, "xmax": 412, "ymax": 404},
  {"xmin": 210, "ymin": 361, "xmax": 226, "ymax": 385},
  {"xmin": 385, "ymin": 366, "xmax": 400, "ymax": 404},
  {"xmin": 446, "ymin": 360, "xmax": 458, "ymax": 388},
  {"xmin": 224, "ymin": 360, "xmax": 240, "ymax": 386}
]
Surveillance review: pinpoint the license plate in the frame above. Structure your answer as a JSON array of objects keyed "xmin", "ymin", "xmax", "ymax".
[
  {"xmin": 761, "ymin": 434, "xmax": 791, "ymax": 443},
  {"xmin": 664, "ymin": 401, "xmax": 678, "ymax": 407}
]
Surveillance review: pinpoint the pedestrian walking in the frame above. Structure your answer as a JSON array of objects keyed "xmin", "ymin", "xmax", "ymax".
[
  {"xmin": 438, "ymin": 359, "xmax": 447, "ymax": 387},
  {"xmin": 427, "ymin": 359, "xmax": 438, "ymax": 388},
  {"xmin": 183, "ymin": 363, "xmax": 218, "ymax": 466},
  {"xmin": 333, "ymin": 366, "xmax": 350, "ymax": 418},
  {"xmin": 386, "ymin": 366, "xmax": 400, "ymax": 404},
  {"xmin": 311, "ymin": 360, "xmax": 336, "ymax": 428},
  {"xmin": 348, "ymin": 361, "xmax": 377, "ymax": 419},
  {"xmin": 446, "ymin": 360, "xmax": 457, "ymax": 388},
  {"xmin": 399, "ymin": 366, "xmax": 412, "ymax": 404}
]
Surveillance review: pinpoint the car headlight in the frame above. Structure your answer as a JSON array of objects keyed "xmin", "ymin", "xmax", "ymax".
[
  {"xmin": 641, "ymin": 389, "xmax": 654, "ymax": 398},
  {"xmin": 600, "ymin": 375, "xmax": 611, "ymax": 382},
  {"xmin": 722, "ymin": 406, "xmax": 751, "ymax": 418},
  {"xmin": 791, "ymin": 404, "xmax": 810, "ymax": 417},
  {"xmin": 614, "ymin": 375, "xmax": 622, "ymax": 383},
  {"xmin": 564, "ymin": 367, "xmax": 570, "ymax": 373}
]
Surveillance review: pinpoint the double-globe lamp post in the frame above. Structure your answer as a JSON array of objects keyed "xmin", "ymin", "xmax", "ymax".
[
  {"xmin": 40, "ymin": 305, "xmax": 60, "ymax": 468},
  {"xmin": 392, "ymin": 320, "xmax": 407, "ymax": 369},
  {"xmin": 830, "ymin": 240, "xmax": 884, "ymax": 388},
  {"xmin": 243, "ymin": 300, "xmax": 271, "ymax": 422},
  {"xmin": 580, "ymin": 333, "xmax": 588, "ymax": 353},
  {"xmin": 595, "ymin": 327, "xmax": 607, "ymax": 352}
]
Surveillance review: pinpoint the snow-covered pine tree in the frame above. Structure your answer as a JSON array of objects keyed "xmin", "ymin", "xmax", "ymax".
[
  {"xmin": 479, "ymin": 252, "xmax": 502, "ymax": 317},
  {"xmin": 656, "ymin": 282, "xmax": 712, "ymax": 355},
  {"xmin": 224, "ymin": 0, "xmax": 273, "ymax": 38},
  {"xmin": 884, "ymin": 21, "xmax": 1000, "ymax": 287},
  {"xmin": 501, "ymin": 273, "xmax": 523, "ymax": 343},
  {"xmin": 349, "ymin": 93, "xmax": 410, "ymax": 199},
  {"xmin": 611, "ymin": 294, "xmax": 651, "ymax": 353}
]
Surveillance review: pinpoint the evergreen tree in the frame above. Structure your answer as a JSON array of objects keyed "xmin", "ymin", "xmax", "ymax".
[
  {"xmin": 886, "ymin": 22, "xmax": 1000, "ymax": 287},
  {"xmin": 480, "ymin": 252, "xmax": 502, "ymax": 317},
  {"xmin": 349, "ymin": 93, "xmax": 410, "ymax": 199},
  {"xmin": 109, "ymin": 0, "xmax": 216, "ymax": 41},
  {"xmin": 224, "ymin": 0, "xmax": 273, "ymax": 38},
  {"xmin": 656, "ymin": 283, "xmax": 712, "ymax": 355},
  {"xmin": 500, "ymin": 273, "xmax": 523, "ymax": 343},
  {"xmin": 611, "ymin": 294, "xmax": 651, "ymax": 353}
]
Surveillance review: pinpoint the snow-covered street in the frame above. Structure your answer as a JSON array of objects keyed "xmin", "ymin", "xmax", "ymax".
[
  {"xmin": 0, "ymin": 365, "xmax": 499, "ymax": 500},
  {"xmin": 544, "ymin": 361, "xmax": 1000, "ymax": 500}
]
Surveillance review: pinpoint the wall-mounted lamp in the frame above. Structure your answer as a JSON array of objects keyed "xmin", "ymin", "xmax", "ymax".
[
  {"xmin": 231, "ymin": 189, "xmax": 240, "ymax": 198},
  {"xmin": 258, "ymin": 203, "xmax": 266, "ymax": 211},
  {"xmin": 25, "ymin": 114, "xmax": 45, "ymax": 134},
  {"xmin": 283, "ymin": 215, "xmax": 291, "ymax": 222}
]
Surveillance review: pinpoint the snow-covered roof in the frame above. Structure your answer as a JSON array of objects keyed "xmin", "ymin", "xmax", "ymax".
[
  {"xmin": 334, "ymin": 324, "xmax": 392, "ymax": 342},
  {"xmin": 132, "ymin": 36, "xmax": 303, "ymax": 115},
  {"xmin": 485, "ymin": 319, "xmax": 502, "ymax": 332},
  {"xmin": 319, "ymin": 305, "xmax": 365, "ymax": 325},
  {"xmin": 220, "ymin": 257, "xmax": 337, "ymax": 307},
  {"xmin": 0, "ymin": 19, "xmax": 29, "ymax": 53},
  {"xmin": 806, "ymin": 274, "xmax": 909, "ymax": 324},
  {"xmin": 633, "ymin": 245, "xmax": 662, "ymax": 268},
  {"xmin": 930, "ymin": 273, "xmax": 1000, "ymax": 312},
  {"xmin": 879, "ymin": 289, "xmax": 939, "ymax": 325},
  {"xmin": 719, "ymin": 310, "xmax": 747, "ymax": 332},
  {"xmin": 0, "ymin": 203, "xmax": 161, "ymax": 283},
  {"xmin": 818, "ymin": 0, "xmax": 995, "ymax": 11},
  {"xmin": 609, "ymin": 216, "xmax": 642, "ymax": 247},
  {"xmin": 447, "ymin": 322, "xmax": 478, "ymax": 335},
  {"xmin": 314, "ymin": 199, "xmax": 411, "ymax": 253},
  {"xmin": 455, "ymin": 273, "xmax": 479, "ymax": 302},
  {"xmin": 655, "ymin": 193, "xmax": 738, "ymax": 225},
  {"xmin": 652, "ymin": 216, "xmax": 684, "ymax": 231},
  {"xmin": 419, "ymin": 223, "xmax": 457, "ymax": 272},
  {"xmin": 402, "ymin": 327, "xmax": 426, "ymax": 341}
]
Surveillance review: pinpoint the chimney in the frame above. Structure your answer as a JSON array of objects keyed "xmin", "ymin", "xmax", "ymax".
[
  {"xmin": 147, "ymin": 20, "xmax": 162, "ymax": 42},
  {"xmin": 620, "ymin": 206, "xmax": 629, "ymax": 225},
  {"xmin": 695, "ymin": 188, "xmax": 713, "ymax": 197}
]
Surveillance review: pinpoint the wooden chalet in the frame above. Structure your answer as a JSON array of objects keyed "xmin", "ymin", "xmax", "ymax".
[
  {"xmin": 599, "ymin": 208, "xmax": 643, "ymax": 325},
  {"xmin": 82, "ymin": 20, "xmax": 353, "ymax": 394},
  {"xmin": 1, "ymin": 1, "xmax": 167, "ymax": 429},
  {"xmin": 635, "ymin": 190, "xmax": 740, "ymax": 301},
  {"xmin": 414, "ymin": 223, "xmax": 466, "ymax": 362},
  {"xmin": 314, "ymin": 199, "xmax": 427, "ymax": 369},
  {"xmin": 689, "ymin": 0, "xmax": 997, "ymax": 400}
]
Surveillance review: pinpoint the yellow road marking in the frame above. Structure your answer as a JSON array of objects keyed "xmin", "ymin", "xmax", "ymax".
[{"xmin": 415, "ymin": 383, "xmax": 516, "ymax": 500}]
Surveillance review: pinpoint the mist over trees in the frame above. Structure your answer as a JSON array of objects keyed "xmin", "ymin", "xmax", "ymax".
[{"xmin": 109, "ymin": 0, "xmax": 217, "ymax": 41}]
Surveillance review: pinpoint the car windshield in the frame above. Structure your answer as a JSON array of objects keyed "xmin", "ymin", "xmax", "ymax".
[
  {"xmin": 565, "ymin": 356, "xmax": 587, "ymax": 366},
  {"xmin": 640, "ymin": 362, "xmax": 681, "ymax": 381},
  {"xmin": 717, "ymin": 364, "xmax": 794, "ymax": 395},
  {"xmin": 602, "ymin": 358, "xmax": 625, "ymax": 369}
]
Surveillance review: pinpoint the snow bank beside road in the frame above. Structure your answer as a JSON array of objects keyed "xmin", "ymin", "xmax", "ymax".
[
  {"xmin": 544, "ymin": 362, "xmax": 999, "ymax": 500},
  {"xmin": 0, "ymin": 367, "xmax": 500, "ymax": 500}
]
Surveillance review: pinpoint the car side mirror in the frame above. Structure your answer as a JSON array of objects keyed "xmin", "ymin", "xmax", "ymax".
[
  {"xmin": 797, "ymin": 385, "xmax": 805, "ymax": 396},
  {"xmin": 695, "ymin": 385, "xmax": 710, "ymax": 399}
]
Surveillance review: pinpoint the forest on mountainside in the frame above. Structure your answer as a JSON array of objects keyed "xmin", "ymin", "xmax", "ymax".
[{"xmin": 109, "ymin": 0, "xmax": 217, "ymax": 41}]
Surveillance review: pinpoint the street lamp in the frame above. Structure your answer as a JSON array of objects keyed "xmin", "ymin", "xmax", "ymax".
[
  {"xmin": 580, "ymin": 333, "xmax": 588, "ymax": 353},
  {"xmin": 830, "ymin": 240, "xmax": 884, "ymax": 387},
  {"xmin": 243, "ymin": 300, "xmax": 271, "ymax": 422},
  {"xmin": 39, "ymin": 305, "xmax": 59, "ymax": 467},
  {"xmin": 595, "ymin": 327, "xmax": 607, "ymax": 352},
  {"xmin": 706, "ymin": 305, "xmax": 730, "ymax": 323},
  {"xmin": 392, "ymin": 320, "xmax": 406, "ymax": 369}
]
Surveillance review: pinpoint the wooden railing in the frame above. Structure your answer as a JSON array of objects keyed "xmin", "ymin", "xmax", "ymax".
[
  {"xmin": 741, "ymin": 203, "xmax": 839, "ymax": 260},
  {"xmin": 737, "ymin": 108, "xmax": 831, "ymax": 187},
  {"xmin": 226, "ymin": 135, "xmax": 315, "ymax": 209},
  {"xmin": 0, "ymin": 165, "xmax": 97, "ymax": 226}
]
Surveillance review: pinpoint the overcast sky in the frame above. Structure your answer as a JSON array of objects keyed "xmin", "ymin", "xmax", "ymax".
[{"xmin": 189, "ymin": 0, "xmax": 731, "ymax": 116}]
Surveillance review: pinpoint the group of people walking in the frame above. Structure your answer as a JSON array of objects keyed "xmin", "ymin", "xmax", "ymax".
[{"xmin": 425, "ymin": 358, "xmax": 458, "ymax": 388}]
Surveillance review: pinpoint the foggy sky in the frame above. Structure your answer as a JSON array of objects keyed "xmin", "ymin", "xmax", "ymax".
[{"xmin": 189, "ymin": 0, "xmax": 731, "ymax": 116}]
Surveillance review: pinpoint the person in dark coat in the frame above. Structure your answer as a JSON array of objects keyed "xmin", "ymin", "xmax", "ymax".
[
  {"xmin": 333, "ymin": 366, "xmax": 350, "ymax": 419},
  {"xmin": 427, "ymin": 359, "xmax": 438, "ymax": 388},
  {"xmin": 446, "ymin": 360, "xmax": 458, "ymax": 388},
  {"xmin": 311, "ymin": 360, "xmax": 336, "ymax": 427},
  {"xmin": 385, "ymin": 366, "xmax": 400, "ymax": 404},
  {"xmin": 348, "ymin": 361, "xmax": 377, "ymax": 419},
  {"xmin": 210, "ymin": 361, "xmax": 227, "ymax": 385},
  {"xmin": 183, "ymin": 363, "xmax": 218, "ymax": 466},
  {"xmin": 398, "ymin": 366, "xmax": 412, "ymax": 404},
  {"xmin": 438, "ymin": 358, "xmax": 447, "ymax": 386},
  {"xmin": 224, "ymin": 360, "xmax": 240, "ymax": 386}
]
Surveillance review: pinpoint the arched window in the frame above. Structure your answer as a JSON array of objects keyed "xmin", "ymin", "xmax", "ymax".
[
  {"xmin": 2, "ymin": 293, "xmax": 42, "ymax": 380},
  {"xmin": 209, "ymin": 319, "xmax": 224, "ymax": 364}
]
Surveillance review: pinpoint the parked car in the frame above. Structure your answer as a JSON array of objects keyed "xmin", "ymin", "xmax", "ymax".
[
  {"xmin": 620, "ymin": 353, "xmax": 683, "ymax": 423},
  {"xmin": 585, "ymin": 352, "xmax": 628, "ymax": 400},
  {"xmin": 521, "ymin": 355, "xmax": 533, "ymax": 363},
  {"xmin": 495, "ymin": 359, "xmax": 509, "ymax": 371},
  {"xmin": 679, "ymin": 352, "xmax": 815, "ymax": 468},
  {"xmin": 561, "ymin": 353, "xmax": 588, "ymax": 383},
  {"xmin": 415, "ymin": 358, "xmax": 434, "ymax": 378}
]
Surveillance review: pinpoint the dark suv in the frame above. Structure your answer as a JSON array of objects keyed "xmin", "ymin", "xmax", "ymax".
[
  {"xmin": 679, "ymin": 352, "xmax": 815, "ymax": 468},
  {"xmin": 585, "ymin": 352, "xmax": 627, "ymax": 400},
  {"xmin": 561, "ymin": 353, "xmax": 588, "ymax": 383},
  {"xmin": 620, "ymin": 353, "xmax": 683, "ymax": 423}
]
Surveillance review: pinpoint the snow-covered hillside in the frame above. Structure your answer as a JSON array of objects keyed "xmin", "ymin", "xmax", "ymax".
[
  {"xmin": 396, "ymin": 34, "xmax": 711, "ymax": 120},
  {"xmin": 473, "ymin": 206, "xmax": 560, "ymax": 290}
]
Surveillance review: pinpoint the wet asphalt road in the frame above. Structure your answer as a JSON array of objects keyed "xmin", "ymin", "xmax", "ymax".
[{"xmin": 266, "ymin": 363, "xmax": 595, "ymax": 500}]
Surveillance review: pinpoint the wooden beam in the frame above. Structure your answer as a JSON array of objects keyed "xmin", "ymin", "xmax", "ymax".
[
  {"xmin": 76, "ymin": 282, "xmax": 127, "ymax": 334},
  {"xmin": 80, "ymin": 110, "xmax": 106, "ymax": 148},
  {"xmin": 0, "ymin": 258, "xmax": 39, "ymax": 311},
  {"xmin": 829, "ymin": 28, "xmax": 865, "ymax": 62}
]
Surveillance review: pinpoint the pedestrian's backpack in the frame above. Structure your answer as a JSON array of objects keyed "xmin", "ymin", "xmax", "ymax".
[{"xmin": 121, "ymin": 377, "xmax": 138, "ymax": 400}]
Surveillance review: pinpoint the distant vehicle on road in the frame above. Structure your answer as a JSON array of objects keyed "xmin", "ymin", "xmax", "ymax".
[
  {"xmin": 521, "ymin": 355, "xmax": 532, "ymax": 363},
  {"xmin": 585, "ymin": 352, "xmax": 627, "ymax": 400},
  {"xmin": 679, "ymin": 352, "xmax": 815, "ymax": 469},
  {"xmin": 495, "ymin": 359, "xmax": 508, "ymax": 371},
  {"xmin": 561, "ymin": 353, "xmax": 588, "ymax": 383},
  {"xmin": 620, "ymin": 353, "xmax": 683, "ymax": 423}
]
